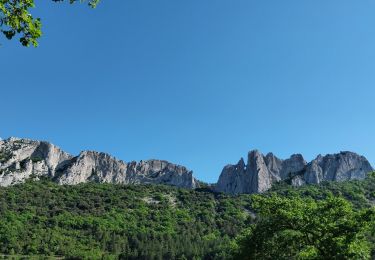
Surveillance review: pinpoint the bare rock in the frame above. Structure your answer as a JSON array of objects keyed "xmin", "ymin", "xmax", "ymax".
[
  {"xmin": 215, "ymin": 150, "xmax": 373, "ymax": 194},
  {"xmin": 215, "ymin": 158, "xmax": 247, "ymax": 194},
  {"xmin": 0, "ymin": 138, "xmax": 198, "ymax": 189},
  {"xmin": 304, "ymin": 152, "xmax": 373, "ymax": 184},
  {"xmin": 0, "ymin": 137, "xmax": 72, "ymax": 186}
]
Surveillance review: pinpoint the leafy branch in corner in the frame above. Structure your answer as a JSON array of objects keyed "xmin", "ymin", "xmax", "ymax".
[{"xmin": 0, "ymin": 0, "xmax": 100, "ymax": 47}]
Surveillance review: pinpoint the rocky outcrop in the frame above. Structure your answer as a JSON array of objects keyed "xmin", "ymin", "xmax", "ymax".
[
  {"xmin": 0, "ymin": 137, "xmax": 198, "ymax": 189},
  {"xmin": 1, "ymin": 137, "xmax": 373, "ymax": 194},
  {"xmin": 303, "ymin": 152, "xmax": 373, "ymax": 185},
  {"xmin": 215, "ymin": 158, "xmax": 248, "ymax": 194},
  {"xmin": 0, "ymin": 138, "xmax": 72, "ymax": 186},
  {"xmin": 215, "ymin": 150, "xmax": 373, "ymax": 194}
]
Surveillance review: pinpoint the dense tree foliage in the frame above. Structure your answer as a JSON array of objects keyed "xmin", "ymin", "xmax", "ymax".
[
  {"xmin": 0, "ymin": 0, "xmax": 99, "ymax": 46},
  {"xmin": 0, "ymin": 179, "xmax": 252, "ymax": 259},
  {"xmin": 0, "ymin": 173, "xmax": 374, "ymax": 259},
  {"xmin": 230, "ymin": 172, "xmax": 375, "ymax": 260},
  {"xmin": 232, "ymin": 195, "xmax": 375, "ymax": 259}
]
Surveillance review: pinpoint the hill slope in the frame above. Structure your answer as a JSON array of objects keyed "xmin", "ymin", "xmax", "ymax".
[{"xmin": 0, "ymin": 174, "xmax": 375, "ymax": 259}]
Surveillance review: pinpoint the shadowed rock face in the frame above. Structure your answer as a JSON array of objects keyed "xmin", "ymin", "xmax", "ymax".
[
  {"xmin": 215, "ymin": 150, "xmax": 373, "ymax": 194},
  {"xmin": 0, "ymin": 138, "xmax": 198, "ymax": 189}
]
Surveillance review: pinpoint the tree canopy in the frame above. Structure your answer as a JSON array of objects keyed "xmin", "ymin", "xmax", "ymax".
[
  {"xmin": 0, "ymin": 0, "xmax": 99, "ymax": 47},
  {"xmin": 232, "ymin": 194, "xmax": 375, "ymax": 259},
  {"xmin": 0, "ymin": 174, "xmax": 374, "ymax": 258}
]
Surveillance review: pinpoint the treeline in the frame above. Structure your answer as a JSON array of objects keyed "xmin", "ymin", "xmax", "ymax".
[{"xmin": 0, "ymin": 173, "xmax": 374, "ymax": 259}]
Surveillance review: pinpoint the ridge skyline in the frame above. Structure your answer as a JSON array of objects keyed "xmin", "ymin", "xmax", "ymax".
[
  {"xmin": 1, "ymin": 136, "xmax": 373, "ymax": 184},
  {"xmin": 2, "ymin": 0, "xmax": 375, "ymax": 184}
]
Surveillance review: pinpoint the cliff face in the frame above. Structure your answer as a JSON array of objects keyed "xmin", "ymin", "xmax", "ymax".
[
  {"xmin": 0, "ymin": 138, "xmax": 198, "ymax": 189},
  {"xmin": 215, "ymin": 150, "xmax": 373, "ymax": 194},
  {"xmin": 1, "ymin": 137, "xmax": 373, "ymax": 194},
  {"xmin": 0, "ymin": 137, "xmax": 72, "ymax": 186},
  {"xmin": 303, "ymin": 152, "xmax": 373, "ymax": 184}
]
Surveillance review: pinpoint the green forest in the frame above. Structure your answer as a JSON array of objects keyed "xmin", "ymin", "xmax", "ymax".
[{"xmin": 0, "ymin": 174, "xmax": 375, "ymax": 259}]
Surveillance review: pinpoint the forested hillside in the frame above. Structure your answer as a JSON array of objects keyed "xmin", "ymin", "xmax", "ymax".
[
  {"xmin": 0, "ymin": 179, "xmax": 251, "ymax": 259},
  {"xmin": 0, "ymin": 174, "xmax": 375, "ymax": 259}
]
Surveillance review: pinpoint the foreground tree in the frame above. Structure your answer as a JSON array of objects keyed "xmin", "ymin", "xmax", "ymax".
[
  {"xmin": 232, "ymin": 194, "xmax": 375, "ymax": 259},
  {"xmin": 0, "ymin": 0, "xmax": 99, "ymax": 46}
]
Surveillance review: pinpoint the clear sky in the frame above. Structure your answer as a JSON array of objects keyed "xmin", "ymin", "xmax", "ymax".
[{"xmin": 1, "ymin": 0, "xmax": 375, "ymax": 183}]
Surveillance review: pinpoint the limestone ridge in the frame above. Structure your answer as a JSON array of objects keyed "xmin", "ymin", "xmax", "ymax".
[
  {"xmin": 0, "ymin": 137, "xmax": 198, "ymax": 188},
  {"xmin": 215, "ymin": 150, "xmax": 374, "ymax": 194},
  {"xmin": 0, "ymin": 137, "xmax": 373, "ymax": 193}
]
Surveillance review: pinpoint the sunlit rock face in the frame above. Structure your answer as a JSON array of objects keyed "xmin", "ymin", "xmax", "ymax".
[
  {"xmin": 1, "ymin": 137, "xmax": 372, "ymax": 194},
  {"xmin": 215, "ymin": 150, "xmax": 373, "ymax": 194},
  {"xmin": 0, "ymin": 138, "xmax": 198, "ymax": 189},
  {"xmin": 0, "ymin": 137, "xmax": 72, "ymax": 186},
  {"xmin": 303, "ymin": 152, "xmax": 373, "ymax": 184}
]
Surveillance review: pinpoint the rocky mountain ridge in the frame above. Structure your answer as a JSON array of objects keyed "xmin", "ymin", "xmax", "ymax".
[
  {"xmin": 0, "ymin": 137, "xmax": 198, "ymax": 189},
  {"xmin": 0, "ymin": 137, "xmax": 373, "ymax": 194},
  {"xmin": 215, "ymin": 150, "xmax": 374, "ymax": 194}
]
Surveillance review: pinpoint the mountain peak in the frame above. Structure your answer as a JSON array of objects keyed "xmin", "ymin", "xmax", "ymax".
[
  {"xmin": 0, "ymin": 138, "xmax": 198, "ymax": 189},
  {"xmin": 1, "ymin": 138, "xmax": 373, "ymax": 194},
  {"xmin": 216, "ymin": 150, "xmax": 373, "ymax": 194}
]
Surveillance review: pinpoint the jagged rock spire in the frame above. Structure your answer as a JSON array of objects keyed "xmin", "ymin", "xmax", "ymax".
[{"xmin": 215, "ymin": 150, "xmax": 373, "ymax": 194}]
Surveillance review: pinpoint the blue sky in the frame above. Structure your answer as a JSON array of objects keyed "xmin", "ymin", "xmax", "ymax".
[{"xmin": 1, "ymin": 0, "xmax": 375, "ymax": 183}]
